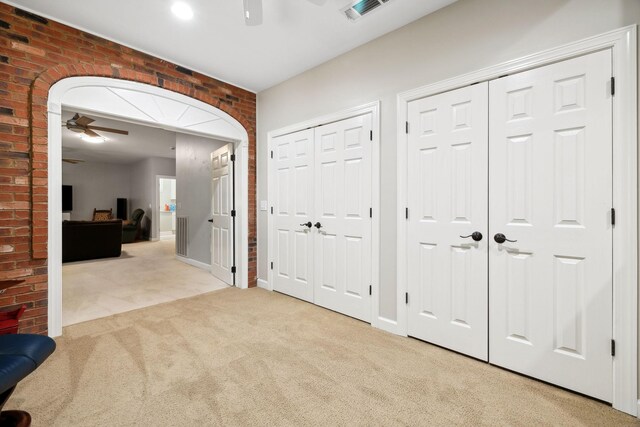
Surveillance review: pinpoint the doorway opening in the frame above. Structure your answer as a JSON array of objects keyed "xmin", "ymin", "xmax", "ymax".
[
  {"xmin": 157, "ymin": 176, "xmax": 177, "ymax": 241},
  {"xmin": 48, "ymin": 77, "xmax": 251, "ymax": 337}
]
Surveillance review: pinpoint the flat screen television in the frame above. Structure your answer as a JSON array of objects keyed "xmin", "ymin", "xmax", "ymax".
[{"xmin": 62, "ymin": 185, "xmax": 73, "ymax": 212}]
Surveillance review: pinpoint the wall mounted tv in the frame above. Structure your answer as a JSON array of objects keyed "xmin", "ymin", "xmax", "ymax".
[{"xmin": 62, "ymin": 185, "xmax": 73, "ymax": 212}]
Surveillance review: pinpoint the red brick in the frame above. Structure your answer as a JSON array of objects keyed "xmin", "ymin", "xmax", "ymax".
[{"xmin": 0, "ymin": 5, "xmax": 257, "ymax": 335}]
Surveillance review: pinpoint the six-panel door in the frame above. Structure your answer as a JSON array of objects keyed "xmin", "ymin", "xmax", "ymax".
[
  {"xmin": 406, "ymin": 83, "xmax": 489, "ymax": 360},
  {"xmin": 488, "ymin": 49, "xmax": 613, "ymax": 401},
  {"xmin": 211, "ymin": 143, "xmax": 234, "ymax": 284},
  {"xmin": 313, "ymin": 114, "xmax": 373, "ymax": 322},
  {"xmin": 272, "ymin": 129, "xmax": 315, "ymax": 302}
]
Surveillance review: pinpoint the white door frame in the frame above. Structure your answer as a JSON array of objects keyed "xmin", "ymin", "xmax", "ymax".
[
  {"xmin": 266, "ymin": 102, "xmax": 381, "ymax": 326},
  {"xmin": 48, "ymin": 77, "xmax": 251, "ymax": 339},
  {"xmin": 155, "ymin": 175, "xmax": 176, "ymax": 240},
  {"xmin": 396, "ymin": 26, "xmax": 637, "ymax": 415}
]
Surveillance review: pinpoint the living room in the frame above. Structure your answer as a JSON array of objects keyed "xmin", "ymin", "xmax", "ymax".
[{"xmin": 60, "ymin": 109, "xmax": 234, "ymax": 326}]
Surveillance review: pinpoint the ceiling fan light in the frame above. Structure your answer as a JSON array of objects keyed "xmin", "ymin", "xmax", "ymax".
[
  {"xmin": 171, "ymin": 2, "xmax": 194, "ymax": 20},
  {"xmin": 81, "ymin": 135, "xmax": 107, "ymax": 144}
]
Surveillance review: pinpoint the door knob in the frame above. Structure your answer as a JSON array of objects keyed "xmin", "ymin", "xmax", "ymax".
[
  {"xmin": 460, "ymin": 231, "xmax": 483, "ymax": 242},
  {"xmin": 494, "ymin": 233, "xmax": 517, "ymax": 244},
  {"xmin": 314, "ymin": 222, "xmax": 322, "ymax": 229},
  {"xmin": 300, "ymin": 222, "xmax": 312, "ymax": 228}
]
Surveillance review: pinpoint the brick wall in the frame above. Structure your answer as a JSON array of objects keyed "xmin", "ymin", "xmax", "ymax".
[{"xmin": 0, "ymin": 3, "xmax": 257, "ymax": 334}]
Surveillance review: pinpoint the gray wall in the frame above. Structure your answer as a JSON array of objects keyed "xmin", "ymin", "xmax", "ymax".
[
  {"xmin": 62, "ymin": 161, "xmax": 131, "ymax": 221},
  {"xmin": 130, "ymin": 157, "xmax": 176, "ymax": 240},
  {"xmin": 176, "ymin": 133, "xmax": 226, "ymax": 265},
  {"xmin": 257, "ymin": 0, "xmax": 640, "ymax": 321}
]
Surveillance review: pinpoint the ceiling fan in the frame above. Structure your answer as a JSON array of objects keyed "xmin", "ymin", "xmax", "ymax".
[
  {"xmin": 63, "ymin": 113, "xmax": 129, "ymax": 140},
  {"xmin": 62, "ymin": 158, "xmax": 85, "ymax": 164},
  {"xmin": 243, "ymin": 0, "xmax": 328, "ymax": 26}
]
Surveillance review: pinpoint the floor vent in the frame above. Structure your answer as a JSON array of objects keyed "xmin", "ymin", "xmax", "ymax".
[
  {"xmin": 176, "ymin": 216, "xmax": 188, "ymax": 257},
  {"xmin": 342, "ymin": 0, "xmax": 390, "ymax": 21}
]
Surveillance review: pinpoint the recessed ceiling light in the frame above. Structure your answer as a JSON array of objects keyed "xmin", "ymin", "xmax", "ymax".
[
  {"xmin": 171, "ymin": 2, "xmax": 194, "ymax": 20},
  {"xmin": 81, "ymin": 135, "xmax": 107, "ymax": 144}
]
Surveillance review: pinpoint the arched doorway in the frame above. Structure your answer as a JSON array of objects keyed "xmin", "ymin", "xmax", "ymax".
[{"xmin": 47, "ymin": 77, "xmax": 250, "ymax": 337}]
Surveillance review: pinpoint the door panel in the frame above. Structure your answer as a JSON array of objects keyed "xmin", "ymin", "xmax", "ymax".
[
  {"xmin": 489, "ymin": 49, "xmax": 613, "ymax": 401},
  {"xmin": 210, "ymin": 143, "xmax": 234, "ymax": 284},
  {"xmin": 314, "ymin": 114, "xmax": 372, "ymax": 322},
  {"xmin": 406, "ymin": 82, "xmax": 489, "ymax": 361},
  {"xmin": 273, "ymin": 129, "xmax": 315, "ymax": 302}
]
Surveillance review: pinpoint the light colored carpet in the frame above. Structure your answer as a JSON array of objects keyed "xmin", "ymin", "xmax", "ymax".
[
  {"xmin": 9, "ymin": 288, "xmax": 638, "ymax": 426},
  {"xmin": 63, "ymin": 239, "xmax": 228, "ymax": 326}
]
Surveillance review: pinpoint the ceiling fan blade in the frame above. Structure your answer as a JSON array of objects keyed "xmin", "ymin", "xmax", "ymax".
[
  {"xmin": 62, "ymin": 158, "xmax": 85, "ymax": 164},
  {"xmin": 83, "ymin": 128, "xmax": 101, "ymax": 138},
  {"xmin": 243, "ymin": 0, "xmax": 263, "ymax": 26},
  {"xmin": 86, "ymin": 125, "xmax": 129, "ymax": 135},
  {"xmin": 75, "ymin": 115, "xmax": 95, "ymax": 126},
  {"xmin": 71, "ymin": 113, "xmax": 80, "ymax": 121}
]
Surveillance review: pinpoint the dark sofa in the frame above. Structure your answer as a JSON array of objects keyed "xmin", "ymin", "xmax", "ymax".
[{"xmin": 62, "ymin": 220, "xmax": 123, "ymax": 263}]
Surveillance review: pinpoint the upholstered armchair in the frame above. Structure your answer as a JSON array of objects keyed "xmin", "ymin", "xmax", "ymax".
[{"xmin": 122, "ymin": 208, "xmax": 145, "ymax": 243}]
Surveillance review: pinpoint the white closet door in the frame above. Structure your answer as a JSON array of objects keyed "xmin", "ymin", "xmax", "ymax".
[
  {"xmin": 313, "ymin": 114, "xmax": 372, "ymax": 322},
  {"xmin": 489, "ymin": 49, "xmax": 613, "ymax": 401},
  {"xmin": 211, "ymin": 143, "xmax": 234, "ymax": 284},
  {"xmin": 273, "ymin": 129, "xmax": 315, "ymax": 302},
  {"xmin": 406, "ymin": 83, "xmax": 489, "ymax": 360}
]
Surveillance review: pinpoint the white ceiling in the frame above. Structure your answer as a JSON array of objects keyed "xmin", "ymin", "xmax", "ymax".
[
  {"xmin": 61, "ymin": 109, "xmax": 177, "ymax": 165},
  {"xmin": 5, "ymin": 0, "xmax": 456, "ymax": 92}
]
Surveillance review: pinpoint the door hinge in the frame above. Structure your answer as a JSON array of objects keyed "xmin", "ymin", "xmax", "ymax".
[
  {"xmin": 369, "ymin": 207, "xmax": 372, "ymax": 218},
  {"xmin": 405, "ymin": 207, "xmax": 409, "ymax": 219},
  {"xmin": 369, "ymin": 130, "xmax": 373, "ymax": 141},
  {"xmin": 611, "ymin": 208, "xmax": 615, "ymax": 226},
  {"xmin": 611, "ymin": 339, "xmax": 616, "ymax": 357},
  {"xmin": 231, "ymin": 209, "xmax": 236, "ymax": 217},
  {"xmin": 405, "ymin": 121, "xmax": 409, "ymax": 134},
  {"xmin": 230, "ymin": 154, "xmax": 236, "ymax": 162},
  {"xmin": 369, "ymin": 285, "xmax": 372, "ymax": 296},
  {"xmin": 405, "ymin": 292, "xmax": 409, "ymax": 304},
  {"xmin": 270, "ymin": 262, "xmax": 273, "ymax": 270},
  {"xmin": 610, "ymin": 77, "xmax": 615, "ymax": 96},
  {"xmin": 270, "ymin": 150, "xmax": 273, "ymax": 159},
  {"xmin": 270, "ymin": 206, "xmax": 273, "ymax": 214},
  {"xmin": 231, "ymin": 266, "xmax": 236, "ymax": 274}
]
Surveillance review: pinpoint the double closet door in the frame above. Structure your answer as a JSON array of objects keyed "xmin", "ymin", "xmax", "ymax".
[
  {"xmin": 272, "ymin": 114, "xmax": 373, "ymax": 322},
  {"xmin": 406, "ymin": 49, "xmax": 613, "ymax": 401}
]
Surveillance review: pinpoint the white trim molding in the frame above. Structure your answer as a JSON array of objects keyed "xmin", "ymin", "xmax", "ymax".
[
  {"xmin": 396, "ymin": 25, "xmax": 637, "ymax": 415},
  {"xmin": 176, "ymin": 255, "xmax": 211, "ymax": 271},
  {"xmin": 48, "ymin": 77, "xmax": 251, "ymax": 339},
  {"xmin": 266, "ymin": 101, "xmax": 381, "ymax": 327},
  {"xmin": 257, "ymin": 279, "xmax": 269, "ymax": 290}
]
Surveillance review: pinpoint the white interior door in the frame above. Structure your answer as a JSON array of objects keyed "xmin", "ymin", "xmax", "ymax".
[
  {"xmin": 313, "ymin": 114, "xmax": 373, "ymax": 322},
  {"xmin": 489, "ymin": 49, "xmax": 613, "ymax": 401},
  {"xmin": 211, "ymin": 143, "xmax": 234, "ymax": 284},
  {"xmin": 272, "ymin": 129, "xmax": 315, "ymax": 302},
  {"xmin": 406, "ymin": 83, "xmax": 489, "ymax": 360}
]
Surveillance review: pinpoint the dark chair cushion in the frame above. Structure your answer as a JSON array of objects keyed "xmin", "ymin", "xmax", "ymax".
[
  {"xmin": 0, "ymin": 355, "xmax": 35, "ymax": 395},
  {"xmin": 0, "ymin": 334, "xmax": 56, "ymax": 366},
  {"xmin": 0, "ymin": 334, "xmax": 55, "ymax": 395}
]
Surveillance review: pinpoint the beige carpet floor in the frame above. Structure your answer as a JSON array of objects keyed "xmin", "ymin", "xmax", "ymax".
[
  {"xmin": 9, "ymin": 288, "xmax": 638, "ymax": 426},
  {"xmin": 63, "ymin": 239, "xmax": 228, "ymax": 326}
]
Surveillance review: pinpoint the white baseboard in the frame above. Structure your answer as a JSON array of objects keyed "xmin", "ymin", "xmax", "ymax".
[
  {"xmin": 374, "ymin": 316, "xmax": 404, "ymax": 336},
  {"xmin": 257, "ymin": 278, "xmax": 269, "ymax": 290},
  {"xmin": 636, "ymin": 400, "xmax": 639, "ymax": 418},
  {"xmin": 176, "ymin": 255, "xmax": 211, "ymax": 271}
]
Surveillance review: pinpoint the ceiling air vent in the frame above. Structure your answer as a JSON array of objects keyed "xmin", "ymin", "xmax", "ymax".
[{"xmin": 342, "ymin": 0, "xmax": 390, "ymax": 22}]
